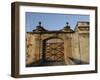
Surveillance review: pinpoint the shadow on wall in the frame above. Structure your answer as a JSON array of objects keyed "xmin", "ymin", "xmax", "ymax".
[{"xmin": 68, "ymin": 57, "xmax": 89, "ymax": 64}]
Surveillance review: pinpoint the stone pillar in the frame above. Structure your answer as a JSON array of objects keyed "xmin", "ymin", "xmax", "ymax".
[
  {"xmin": 72, "ymin": 32, "xmax": 81, "ymax": 62},
  {"xmin": 34, "ymin": 35, "xmax": 41, "ymax": 62},
  {"xmin": 64, "ymin": 35, "xmax": 72, "ymax": 65},
  {"xmin": 79, "ymin": 34, "xmax": 89, "ymax": 63}
]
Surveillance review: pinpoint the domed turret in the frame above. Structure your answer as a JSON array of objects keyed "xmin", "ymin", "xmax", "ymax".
[
  {"xmin": 60, "ymin": 22, "xmax": 73, "ymax": 32},
  {"xmin": 33, "ymin": 21, "xmax": 47, "ymax": 32}
]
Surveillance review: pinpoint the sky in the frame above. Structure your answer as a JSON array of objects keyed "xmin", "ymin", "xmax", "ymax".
[{"xmin": 25, "ymin": 12, "xmax": 89, "ymax": 32}]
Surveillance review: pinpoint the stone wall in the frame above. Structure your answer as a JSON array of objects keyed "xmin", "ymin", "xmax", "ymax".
[{"xmin": 26, "ymin": 21, "xmax": 89, "ymax": 65}]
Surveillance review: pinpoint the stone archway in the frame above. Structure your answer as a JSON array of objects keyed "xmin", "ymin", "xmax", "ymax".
[{"xmin": 42, "ymin": 38, "xmax": 65, "ymax": 66}]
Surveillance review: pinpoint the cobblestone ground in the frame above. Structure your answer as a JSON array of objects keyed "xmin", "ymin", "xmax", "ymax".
[
  {"xmin": 26, "ymin": 60, "xmax": 66, "ymax": 67},
  {"xmin": 26, "ymin": 57, "xmax": 89, "ymax": 67}
]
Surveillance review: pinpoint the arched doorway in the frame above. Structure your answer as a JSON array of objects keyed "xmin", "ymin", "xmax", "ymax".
[{"xmin": 42, "ymin": 38, "xmax": 65, "ymax": 66}]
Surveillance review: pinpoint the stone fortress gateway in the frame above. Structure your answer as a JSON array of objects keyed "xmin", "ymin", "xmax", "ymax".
[{"xmin": 26, "ymin": 21, "xmax": 89, "ymax": 67}]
